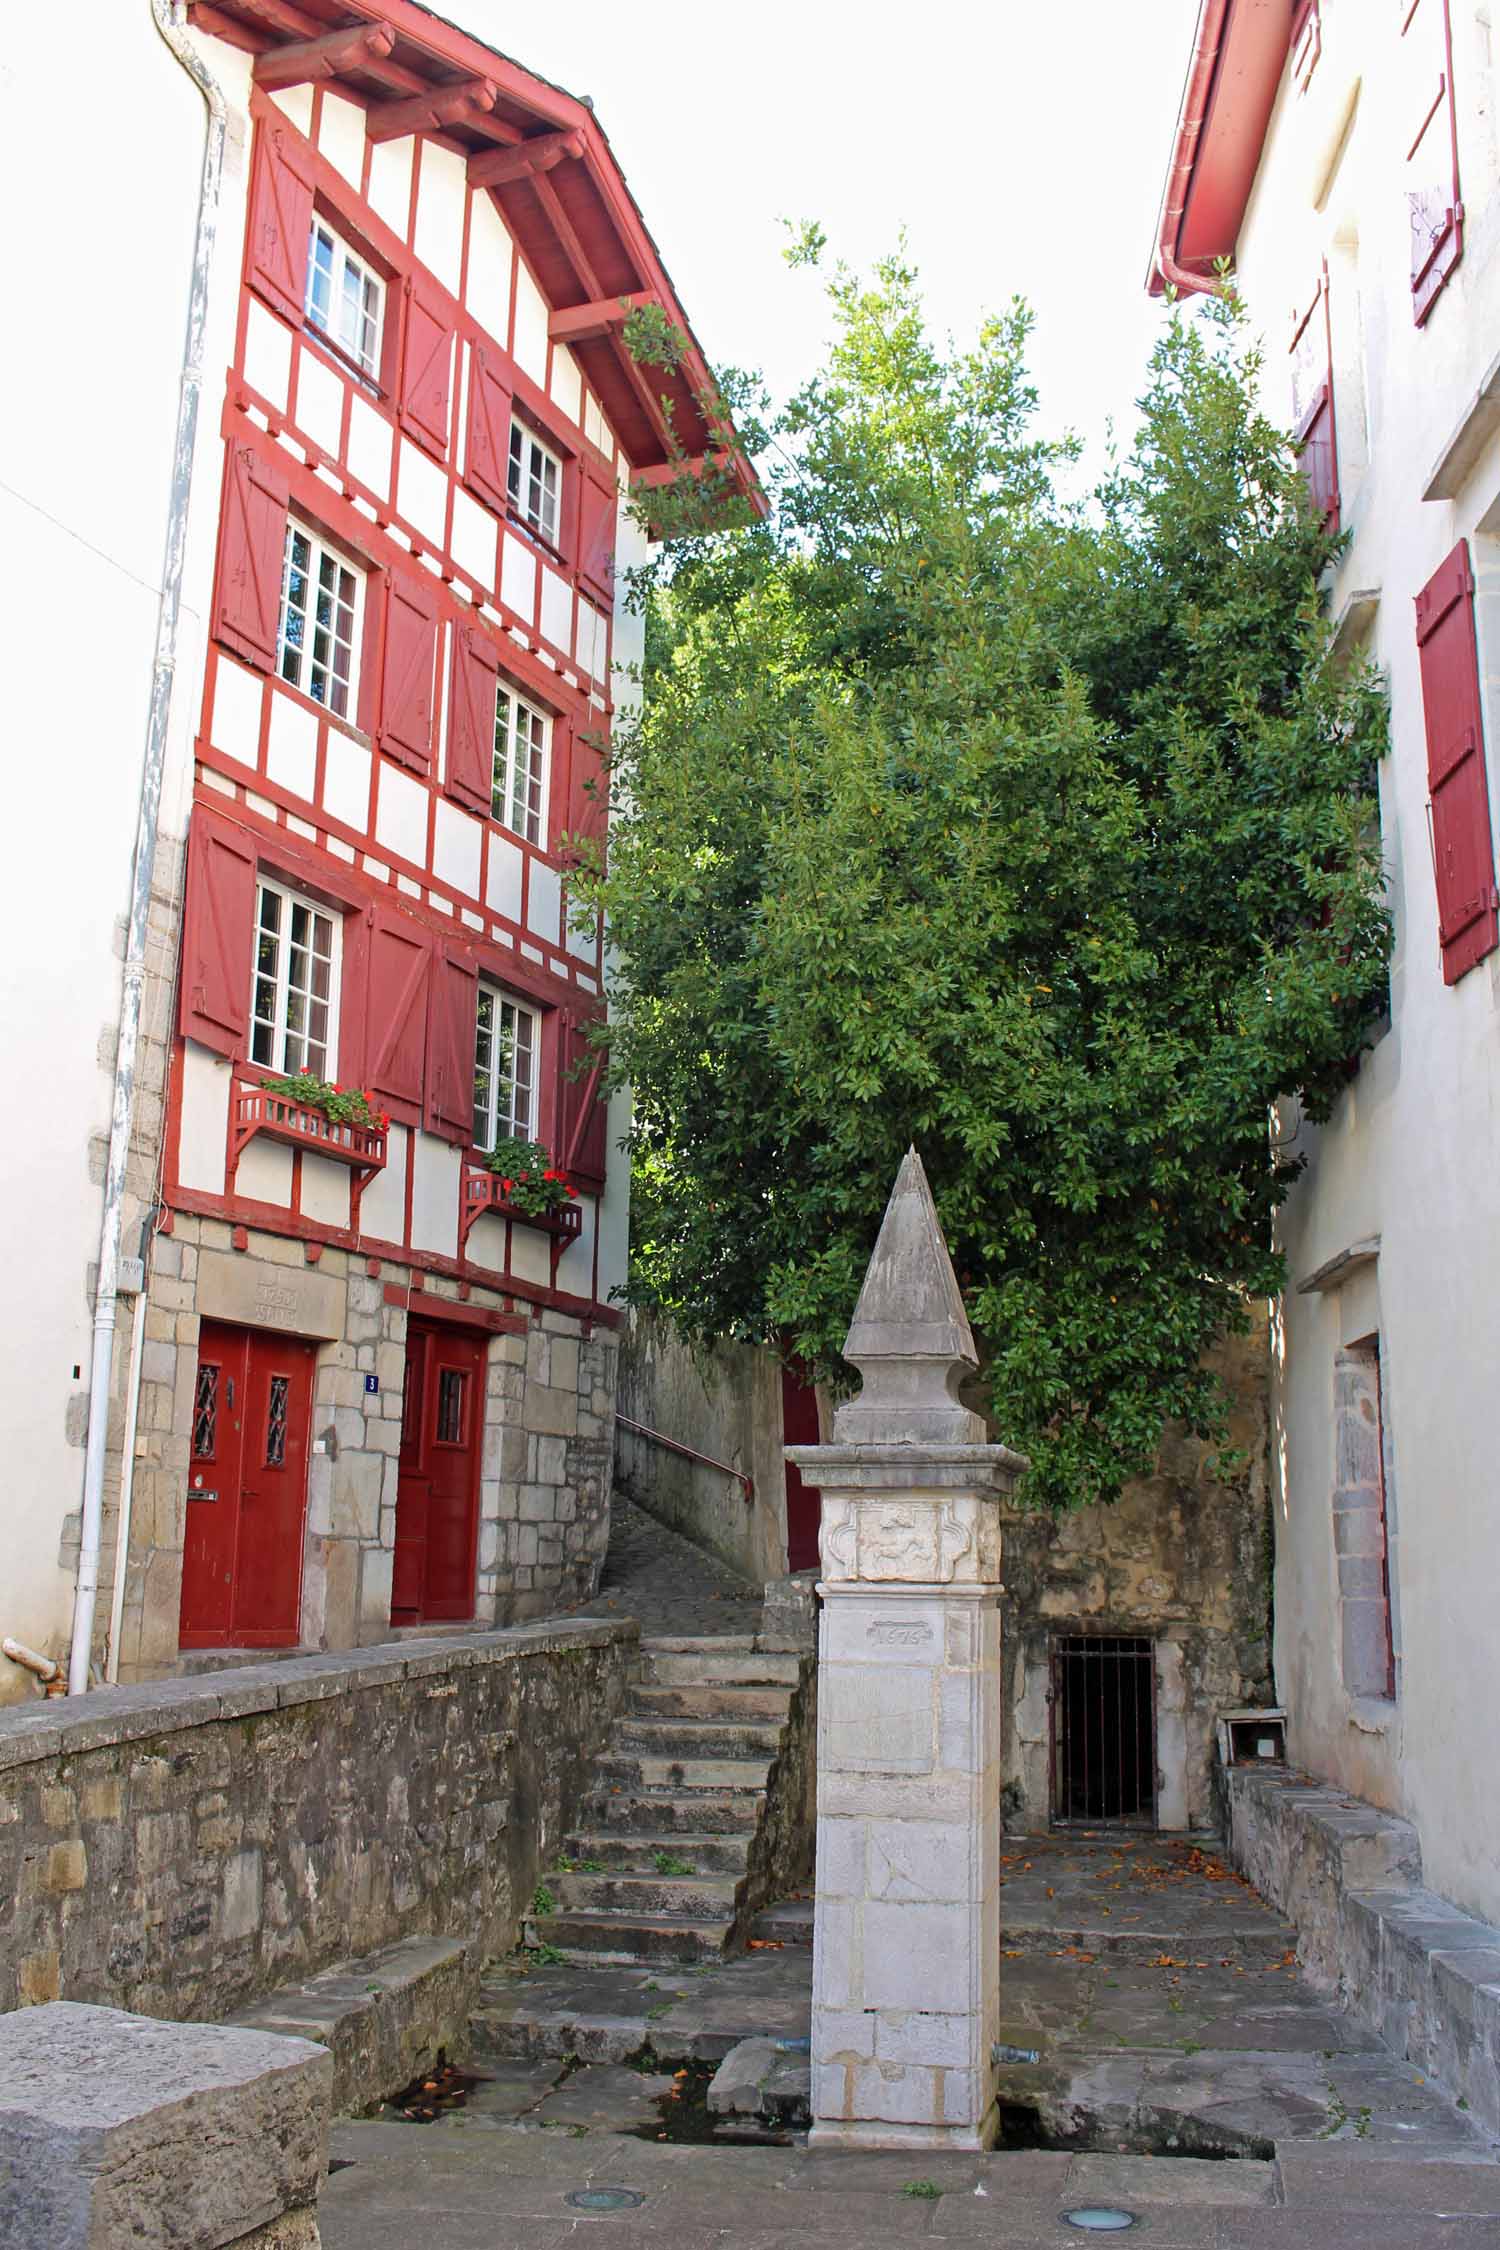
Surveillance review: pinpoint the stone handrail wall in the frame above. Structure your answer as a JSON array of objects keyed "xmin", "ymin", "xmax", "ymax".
[{"xmin": 0, "ymin": 1618, "xmax": 637, "ymax": 2021}]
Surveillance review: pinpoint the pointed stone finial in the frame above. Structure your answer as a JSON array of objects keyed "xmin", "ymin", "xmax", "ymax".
[{"xmin": 833, "ymin": 1148, "xmax": 987, "ymax": 1446}]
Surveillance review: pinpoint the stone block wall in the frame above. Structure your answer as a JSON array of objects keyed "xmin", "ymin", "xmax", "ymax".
[
  {"xmin": 996, "ymin": 1321, "xmax": 1273, "ymax": 1832},
  {"xmin": 0, "ymin": 1619, "xmax": 635, "ymax": 2023},
  {"xmin": 98, "ymin": 1216, "xmax": 618, "ymax": 1682}
]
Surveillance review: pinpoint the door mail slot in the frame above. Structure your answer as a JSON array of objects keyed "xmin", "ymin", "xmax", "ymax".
[{"xmin": 188, "ymin": 1485, "xmax": 219, "ymax": 1502}]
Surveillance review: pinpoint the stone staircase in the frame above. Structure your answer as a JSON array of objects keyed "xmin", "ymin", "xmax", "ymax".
[{"xmin": 522, "ymin": 1636, "xmax": 806, "ymax": 1967}]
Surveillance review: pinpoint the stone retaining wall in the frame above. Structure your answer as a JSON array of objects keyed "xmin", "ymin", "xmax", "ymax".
[
  {"xmin": 1226, "ymin": 1764, "xmax": 1500, "ymax": 2136},
  {"xmin": 0, "ymin": 1619, "xmax": 635, "ymax": 2025}
]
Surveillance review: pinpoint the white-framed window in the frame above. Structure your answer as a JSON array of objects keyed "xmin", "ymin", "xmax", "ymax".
[
  {"xmin": 278, "ymin": 519, "xmax": 363, "ymax": 720},
  {"xmin": 250, "ymin": 875, "xmax": 340, "ymax": 1077},
  {"xmin": 508, "ymin": 420, "xmax": 562, "ymax": 546},
  {"xmin": 473, "ymin": 986, "xmax": 540, "ymax": 1150},
  {"xmin": 492, "ymin": 682, "xmax": 550, "ymax": 846},
  {"xmin": 305, "ymin": 215, "xmax": 384, "ymax": 380}
]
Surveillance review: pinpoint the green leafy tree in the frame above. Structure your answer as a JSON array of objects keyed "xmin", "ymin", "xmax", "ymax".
[{"xmin": 578, "ymin": 252, "xmax": 1389, "ymax": 1510}]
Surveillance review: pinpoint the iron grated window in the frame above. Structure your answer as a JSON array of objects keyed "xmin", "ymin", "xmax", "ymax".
[
  {"xmin": 265, "ymin": 1374, "xmax": 290, "ymax": 1467},
  {"xmin": 193, "ymin": 1364, "xmax": 219, "ymax": 1460}
]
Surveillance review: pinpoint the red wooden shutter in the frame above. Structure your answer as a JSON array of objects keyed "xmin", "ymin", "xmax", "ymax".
[
  {"xmin": 246, "ymin": 117, "xmax": 316, "ymax": 325},
  {"xmin": 363, "ymin": 907, "xmax": 433, "ymax": 1120},
  {"xmin": 446, "ymin": 624, "xmax": 499, "ymax": 815},
  {"xmin": 1402, "ymin": 0, "xmax": 1463, "ymax": 326},
  {"xmin": 1290, "ymin": 271, "xmax": 1339, "ymax": 534},
  {"xmin": 378, "ymin": 574, "xmax": 439, "ymax": 772},
  {"xmin": 465, "ymin": 344, "xmax": 514, "ymax": 512},
  {"xmin": 215, "ymin": 442, "xmax": 289, "ymax": 670},
  {"xmin": 424, "ymin": 944, "xmax": 479, "ymax": 1142},
  {"xmin": 398, "ymin": 275, "xmax": 455, "ymax": 459},
  {"xmin": 556, "ymin": 1008, "xmax": 608, "ymax": 1186},
  {"xmin": 576, "ymin": 453, "xmax": 618, "ymax": 608},
  {"xmin": 1415, "ymin": 542, "xmax": 1499, "ymax": 984},
  {"xmin": 179, "ymin": 811, "xmax": 258, "ymax": 1056},
  {"xmin": 563, "ymin": 716, "xmax": 608, "ymax": 857}
]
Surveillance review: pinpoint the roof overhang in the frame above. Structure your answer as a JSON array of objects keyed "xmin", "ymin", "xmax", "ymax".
[
  {"xmin": 190, "ymin": 0, "xmax": 766, "ymax": 518},
  {"xmin": 1147, "ymin": 0, "xmax": 1293, "ymax": 298}
]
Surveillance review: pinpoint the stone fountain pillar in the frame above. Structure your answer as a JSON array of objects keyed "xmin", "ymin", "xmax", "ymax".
[{"xmin": 786, "ymin": 1149, "xmax": 1026, "ymax": 2151}]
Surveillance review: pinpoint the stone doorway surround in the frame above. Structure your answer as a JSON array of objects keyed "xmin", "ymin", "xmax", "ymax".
[{"xmin": 98, "ymin": 1215, "xmax": 617, "ymax": 1681}]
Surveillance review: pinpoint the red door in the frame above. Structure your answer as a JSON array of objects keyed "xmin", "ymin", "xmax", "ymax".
[
  {"xmin": 782, "ymin": 1361, "xmax": 822, "ymax": 1573},
  {"xmin": 393, "ymin": 1320, "xmax": 486, "ymax": 1623},
  {"xmin": 179, "ymin": 1321, "xmax": 315, "ymax": 1648}
]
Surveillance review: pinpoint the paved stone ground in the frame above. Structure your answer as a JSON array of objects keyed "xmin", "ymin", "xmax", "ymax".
[
  {"xmin": 569, "ymin": 1494, "xmax": 765, "ymax": 1640},
  {"xmin": 322, "ymin": 1835, "xmax": 1500, "ymax": 2247}
]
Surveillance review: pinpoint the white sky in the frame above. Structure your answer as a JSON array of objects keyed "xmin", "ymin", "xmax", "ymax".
[{"xmin": 454, "ymin": 0, "xmax": 1202, "ymax": 477}]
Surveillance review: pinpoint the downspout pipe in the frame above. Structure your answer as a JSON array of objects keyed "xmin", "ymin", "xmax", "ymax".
[
  {"xmin": 68, "ymin": 3, "xmax": 226, "ymax": 1695},
  {"xmin": 1149, "ymin": 0, "xmax": 1232, "ymax": 298}
]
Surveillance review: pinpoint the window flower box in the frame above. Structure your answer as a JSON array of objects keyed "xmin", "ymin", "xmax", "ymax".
[
  {"xmin": 231, "ymin": 1078, "xmax": 388, "ymax": 1187},
  {"xmin": 461, "ymin": 1164, "xmax": 583, "ymax": 1255}
]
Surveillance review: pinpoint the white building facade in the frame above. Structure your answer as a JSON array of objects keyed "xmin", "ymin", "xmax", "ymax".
[
  {"xmin": 0, "ymin": 0, "xmax": 751, "ymax": 1701},
  {"xmin": 1151, "ymin": 0, "xmax": 1500, "ymax": 1925}
]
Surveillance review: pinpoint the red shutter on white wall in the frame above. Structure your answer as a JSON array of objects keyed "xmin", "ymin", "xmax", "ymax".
[
  {"xmin": 563, "ymin": 716, "xmax": 608, "ymax": 856},
  {"xmin": 1402, "ymin": 0, "xmax": 1463, "ymax": 325},
  {"xmin": 446, "ymin": 624, "xmax": 499, "ymax": 815},
  {"xmin": 246, "ymin": 118, "xmax": 315, "ymax": 325},
  {"xmin": 576, "ymin": 454, "xmax": 619, "ymax": 608},
  {"xmin": 398, "ymin": 276, "xmax": 455, "ymax": 459},
  {"xmin": 215, "ymin": 443, "xmax": 289, "ymax": 670},
  {"xmin": 424, "ymin": 945, "xmax": 479, "ymax": 1142},
  {"xmin": 378, "ymin": 574, "xmax": 439, "ymax": 772},
  {"xmin": 1415, "ymin": 542, "xmax": 1499, "ymax": 984},
  {"xmin": 556, "ymin": 1008, "xmax": 608, "ymax": 1186},
  {"xmin": 179, "ymin": 811, "xmax": 258, "ymax": 1056},
  {"xmin": 363, "ymin": 908, "xmax": 433, "ymax": 1119},
  {"xmin": 1290, "ymin": 272, "xmax": 1339, "ymax": 534},
  {"xmin": 465, "ymin": 345, "xmax": 514, "ymax": 512}
]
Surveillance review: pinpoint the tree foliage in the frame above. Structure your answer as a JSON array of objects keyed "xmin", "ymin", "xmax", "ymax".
[{"xmin": 579, "ymin": 253, "xmax": 1389, "ymax": 1510}]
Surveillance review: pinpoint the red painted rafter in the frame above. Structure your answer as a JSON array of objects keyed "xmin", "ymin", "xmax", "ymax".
[
  {"xmin": 524, "ymin": 171, "xmax": 680, "ymax": 460},
  {"xmin": 468, "ymin": 129, "xmax": 585, "ymax": 190},
  {"xmin": 549, "ymin": 292, "xmax": 657, "ymax": 345},
  {"xmin": 366, "ymin": 77, "xmax": 512, "ymax": 144},
  {"xmin": 251, "ymin": 19, "xmax": 395, "ymax": 90}
]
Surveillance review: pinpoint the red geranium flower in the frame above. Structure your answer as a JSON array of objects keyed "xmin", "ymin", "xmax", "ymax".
[{"xmin": 500, "ymin": 1177, "xmax": 513, "ymax": 1192}]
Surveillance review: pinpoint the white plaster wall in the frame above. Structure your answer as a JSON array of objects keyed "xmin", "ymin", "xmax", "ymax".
[
  {"xmin": 1232, "ymin": 0, "xmax": 1500, "ymax": 1921},
  {"xmin": 0, "ymin": 12, "xmax": 248, "ymax": 1693}
]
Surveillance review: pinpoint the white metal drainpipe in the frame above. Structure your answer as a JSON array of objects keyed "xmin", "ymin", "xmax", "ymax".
[{"xmin": 68, "ymin": 2, "xmax": 226, "ymax": 1695}]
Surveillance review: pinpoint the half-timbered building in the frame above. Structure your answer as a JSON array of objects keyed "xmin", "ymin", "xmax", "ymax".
[{"xmin": 1, "ymin": 0, "xmax": 752, "ymax": 1696}]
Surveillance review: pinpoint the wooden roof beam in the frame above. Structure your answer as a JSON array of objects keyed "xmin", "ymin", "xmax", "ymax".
[
  {"xmin": 469, "ymin": 128, "xmax": 585, "ymax": 190},
  {"xmin": 366, "ymin": 76, "xmax": 511, "ymax": 143},
  {"xmin": 252, "ymin": 19, "xmax": 395, "ymax": 91},
  {"xmin": 549, "ymin": 292, "xmax": 658, "ymax": 345}
]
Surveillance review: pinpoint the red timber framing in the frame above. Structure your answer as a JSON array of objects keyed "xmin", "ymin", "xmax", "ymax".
[
  {"xmin": 187, "ymin": 0, "xmax": 765, "ymax": 513},
  {"xmin": 162, "ymin": 1, "xmax": 776, "ymax": 1323},
  {"xmin": 1414, "ymin": 543, "xmax": 1499, "ymax": 985}
]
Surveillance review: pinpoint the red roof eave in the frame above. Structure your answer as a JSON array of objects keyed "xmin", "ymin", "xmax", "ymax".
[
  {"xmin": 192, "ymin": 0, "xmax": 765, "ymax": 518},
  {"xmin": 1147, "ymin": 0, "xmax": 1291, "ymax": 299}
]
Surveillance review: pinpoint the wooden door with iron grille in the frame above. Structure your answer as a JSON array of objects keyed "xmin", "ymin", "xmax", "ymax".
[
  {"xmin": 179, "ymin": 1320, "xmax": 314, "ymax": 1648},
  {"xmin": 392, "ymin": 1319, "xmax": 486, "ymax": 1623}
]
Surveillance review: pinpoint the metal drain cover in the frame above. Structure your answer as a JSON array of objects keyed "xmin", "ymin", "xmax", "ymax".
[
  {"xmin": 1062, "ymin": 2213, "xmax": 1139, "ymax": 2234},
  {"xmin": 564, "ymin": 2188, "xmax": 646, "ymax": 2212}
]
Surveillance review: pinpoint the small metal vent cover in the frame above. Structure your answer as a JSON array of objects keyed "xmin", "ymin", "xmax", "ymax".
[{"xmin": 564, "ymin": 2188, "xmax": 647, "ymax": 2212}]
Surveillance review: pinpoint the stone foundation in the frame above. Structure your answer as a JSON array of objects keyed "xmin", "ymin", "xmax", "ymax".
[
  {"xmin": 79, "ymin": 1214, "xmax": 618, "ymax": 1681},
  {"xmin": 0, "ymin": 1620, "xmax": 634, "ymax": 2027}
]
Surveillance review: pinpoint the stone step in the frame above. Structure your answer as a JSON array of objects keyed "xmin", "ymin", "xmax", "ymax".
[
  {"xmin": 548, "ymin": 1869, "xmax": 743, "ymax": 1921},
  {"xmin": 640, "ymin": 1634, "xmax": 759, "ymax": 1654},
  {"xmin": 563, "ymin": 1829, "xmax": 755, "ymax": 1875},
  {"xmin": 627, "ymin": 1682, "xmax": 794, "ymax": 1724},
  {"xmin": 640, "ymin": 1648, "xmax": 803, "ymax": 1688},
  {"xmin": 522, "ymin": 1910, "xmax": 729, "ymax": 1965},
  {"xmin": 610, "ymin": 1715, "xmax": 786, "ymax": 1760},
  {"xmin": 226, "ymin": 1933, "xmax": 475, "ymax": 2115},
  {"xmin": 593, "ymin": 1753, "xmax": 774, "ymax": 1797},
  {"xmin": 749, "ymin": 1897, "xmax": 814, "ymax": 1946},
  {"xmin": 579, "ymin": 1784, "xmax": 763, "ymax": 1835}
]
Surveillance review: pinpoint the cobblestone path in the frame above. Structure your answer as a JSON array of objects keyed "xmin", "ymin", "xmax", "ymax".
[{"xmin": 570, "ymin": 1492, "xmax": 765, "ymax": 1640}]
